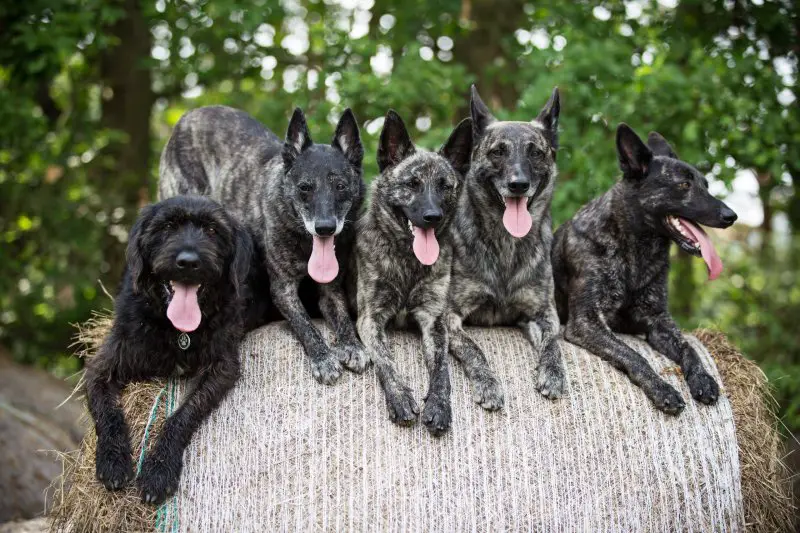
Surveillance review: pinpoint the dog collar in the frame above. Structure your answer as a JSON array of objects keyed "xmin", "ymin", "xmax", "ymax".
[{"xmin": 177, "ymin": 332, "xmax": 191, "ymax": 350}]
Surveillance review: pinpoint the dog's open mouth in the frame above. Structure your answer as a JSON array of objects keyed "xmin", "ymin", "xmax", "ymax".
[
  {"xmin": 664, "ymin": 216, "xmax": 723, "ymax": 280},
  {"xmin": 405, "ymin": 219, "xmax": 439, "ymax": 265},
  {"xmin": 502, "ymin": 197, "xmax": 533, "ymax": 238},
  {"xmin": 166, "ymin": 281, "xmax": 202, "ymax": 332}
]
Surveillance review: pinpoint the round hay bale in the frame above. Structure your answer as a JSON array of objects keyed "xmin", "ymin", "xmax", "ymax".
[{"xmin": 50, "ymin": 319, "xmax": 794, "ymax": 532}]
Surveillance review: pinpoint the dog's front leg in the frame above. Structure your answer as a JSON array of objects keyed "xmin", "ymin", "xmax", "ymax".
[
  {"xmin": 271, "ymin": 278, "xmax": 342, "ymax": 384},
  {"xmin": 85, "ymin": 352, "xmax": 134, "ymax": 491},
  {"xmin": 522, "ymin": 307, "xmax": 566, "ymax": 399},
  {"xmin": 319, "ymin": 281, "xmax": 368, "ymax": 373},
  {"xmin": 416, "ymin": 312, "xmax": 452, "ymax": 436},
  {"xmin": 358, "ymin": 312, "xmax": 419, "ymax": 425},
  {"xmin": 447, "ymin": 312, "xmax": 504, "ymax": 410},
  {"xmin": 138, "ymin": 354, "xmax": 240, "ymax": 504},
  {"xmin": 644, "ymin": 315, "xmax": 719, "ymax": 405},
  {"xmin": 565, "ymin": 312, "xmax": 685, "ymax": 415}
]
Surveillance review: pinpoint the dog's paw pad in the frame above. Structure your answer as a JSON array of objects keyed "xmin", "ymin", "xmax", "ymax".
[
  {"xmin": 310, "ymin": 355, "xmax": 342, "ymax": 385},
  {"xmin": 422, "ymin": 395, "xmax": 452, "ymax": 437},
  {"xmin": 472, "ymin": 376, "xmax": 504, "ymax": 411},
  {"xmin": 686, "ymin": 370, "xmax": 720, "ymax": 405},
  {"xmin": 650, "ymin": 381, "xmax": 686, "ymax": 415},
  {"xmin": 332, "ymin": 342, "xmax": 369, "ymax": 374},
  {"xmin": 536, "ymin": 363, "xmax": 566, "ymax": 400},
  {"xmin": 386, "ymin": 387, "xmax": 419, "ymax": 426},
  {"xmin": 95, "ymin": 450, "xmax": 134, "ymax": 491}
]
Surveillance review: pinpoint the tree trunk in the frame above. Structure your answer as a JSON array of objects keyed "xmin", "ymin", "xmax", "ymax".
[
  {"xmin": 452, "ymin": 0, "xmax": 526, "ymax": 113},
  {"xmin": 96, "ymin": 0, "xmax": 154, "ymax": 285},
  {"xmin": 756, "ymin": 171, "xmax": 773, "ymax": 255}
]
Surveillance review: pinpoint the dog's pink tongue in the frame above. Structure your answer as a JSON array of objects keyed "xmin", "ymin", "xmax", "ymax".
[
  {"xmin": 679, "ymin": 218, "xmax": 723, "ymax": 281},
  {"xmin": 412, "ymin": 227, "xmax": 440, "ymax": 265},
  {"xmin": 503, "ymin": 197, "xmax": 532, "ymax": 237},
  {"xmin": 166, "ymin": 283, "xmax": 201, "ymax": 332},
  {"xmin": 308, "ymin": 235, "xmax": 338, "ymax": 283}
]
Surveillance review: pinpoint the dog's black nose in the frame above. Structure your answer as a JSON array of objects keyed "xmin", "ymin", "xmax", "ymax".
[
  {"xmin": 720, "ymin": 207, "xmax": 737, "ymax": 226},
  {"xmin": 508, "ymin": 179, "xmax": 530, "ymax": 194},
  {"xmin": 422, "ymin": 209, "xmax": 443, "ymax": 224},
  {"xmin": 176, "ymin": 250, "xmax": 200, "ymax": 270},
  {"xmin": 315, "ymin": 218, "xmax": 337, "ymax": 236}
]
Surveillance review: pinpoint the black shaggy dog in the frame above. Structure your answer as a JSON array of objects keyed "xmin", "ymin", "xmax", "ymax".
[
  {"xmin": 84, "ymin": 195, "xmax": 254, "ymax": 504},
  {"xmin": 552, "ymin": 124, "xmax": 737, "ymax": 414}
]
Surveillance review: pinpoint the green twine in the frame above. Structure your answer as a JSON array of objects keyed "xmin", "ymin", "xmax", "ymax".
[
  {"xmin": 139, "ymin": 380, "xmax": 180, "ymax": 533},
  {"xmin": 137, "ymin": 388, "xmax": 166, "ymax": 475},
  {"xmin": 155, "ymin": 378, "xmax": 180, "ymax": 533}
]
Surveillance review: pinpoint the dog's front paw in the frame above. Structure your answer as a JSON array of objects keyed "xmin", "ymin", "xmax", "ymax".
[
  {"xmin": 537, "ymin": 362, "xmax": 566, "ymax": 399},
  {"xmin": 95, "ymin": 442, "xmax": 134, "ymax": 491},
  {"xmin": 422, "ymin": 393, "xmax": 451, "ymax": 437},
  {"xmin": 385, "ymin": 385, "xmax": 419, "ymax": 426},
  {"xmin": 310, "ymin": 352, "xmax": 343, "ymax": 385},
  {"xmin": 471, "ymin": 374, "xmax": 504, "ymax": 411},
  {"xmin": 686, "ymin": 369, "xmax": 720, "ymax": 405},
  {"xmin": 331, "ymin": 341, "xmax": 369, "ymax": 374},
  {"xmin": 138, "ymin": 449, "xmax": 182, "ymax": 505},
  {"xmin": 647, "ymin": 380, "xmax": 686, "ymax": 415}
]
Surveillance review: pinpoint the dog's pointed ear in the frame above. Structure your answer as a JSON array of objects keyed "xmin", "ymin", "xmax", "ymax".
[
  {"xmin": 647, "ymin": 131, "xmax": 678, "ymax": 159},
  {"xmin": 377, "ymin": 110, "xmax": 416, "ymax": 172},
  {"xmin": 616, "ymin": 123, "xmax": 653, "ymax": 179},
  {"xmin": 126, "ymin": 204, "xmax": 155, "ymax": 293},
  {"xmin": 470, "ymin": 85, "xmax": 496, "ymax": 141},
  {"xmin": 229, "ymin": 223, "xmax": 253, "ymax": 298},
  {"xmin": 439, "ymin": 117, "xmax": 473, "ymax": 177},
  {"xmin": 535, "ymin": 87, "xmax": 560, "ymax": 150},
  {"xmin": 332, "ymin": 108, "xmax": 363, "ymax": 168},
  {"xmin": 283, "ymin": 108, "xmax": 313, "ymax": 169}
]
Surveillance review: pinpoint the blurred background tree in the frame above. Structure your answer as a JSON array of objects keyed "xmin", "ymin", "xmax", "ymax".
[{"xmin": 1, "ymin": 0, "xmax": 797, "ymax": 428}]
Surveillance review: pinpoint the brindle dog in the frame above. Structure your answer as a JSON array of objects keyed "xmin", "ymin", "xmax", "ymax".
[
  {"xmin": 448, "ymin": 86, "xmax": 567, "ymax": 411},
  {"xmin": 552, "ymin": 124, "xmax": 737, "ymax": 414},
  {"xmin": 353, "ymin": 111, "xmax": 472, "ymax": 435}
]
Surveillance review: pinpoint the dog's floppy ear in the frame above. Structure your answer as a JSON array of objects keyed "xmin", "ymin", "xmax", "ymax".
[
  {"xmin": 535, "ymin": 87, "xmax": 560, "ymax": 150},
  {"xmin": 283, "ymin": 108, "xmax": 313, "ymax": 169},
  {"xmin": 332, "ymin": 108, "xmax": 364, "ymax": 168},
  {"xmin": 377, "ymin": 110, "xmax": 416, "ymax": 172},
  {"xmin": 647, "ymin": 131, "xmax": 678, "ymax": 159},
  {"xmin": 439, "ymin": 117, "xmax": 473, "ymax": 177},
  {"xmin": 229, "ymin": 223, "xmax": 253, "ymax": 298},
  {"xmin": 470, "ymin": 85, "xmax": 496, "ymax": 141},
  {"xmin": 126, "ymin": 204, "xmax": 156, "ymax": 293},
  {"xmin": 616, "ymin": 123, "xmax": 653, "ymax": 180}
]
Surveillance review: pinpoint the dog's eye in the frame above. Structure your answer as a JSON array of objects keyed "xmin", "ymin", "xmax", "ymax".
[
  {"xmin": 205, "ymin": 225, "xmax": 216, "ymax": 236},
  {"xmin": 489, "ymin": 146, "xmax": 506, "ymax": 158},
  {"xmin": 407, "ymin": 176, "xmax": 422, "ymax": 190},
  {"xmin": 527, "ymin": 144, "xmax": 543, "ymax": 158},
  {"xmin": 298, "ymin": 183, "xmax": 313, "ymax": 193},
  {"xmin": 335, "ymin": 182, "xmax": 346, "ymax": 192},
  {"xmin": 679, "ymin": 182, "xmax": 691, "ymax": 190}
]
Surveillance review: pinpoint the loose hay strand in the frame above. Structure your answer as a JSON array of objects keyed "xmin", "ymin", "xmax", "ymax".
[
  {"xmin": 49, "ymin": 312, "xmax": 164, "ymax": 533},
  {"xmin": 694, "ymin": 328, "xmax": 795, "ymax": 532}
]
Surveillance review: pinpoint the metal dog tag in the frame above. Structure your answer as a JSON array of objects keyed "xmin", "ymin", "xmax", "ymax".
[{"xmin": 177, "ymin": 332, "xmax": 191, "ymax": 350}]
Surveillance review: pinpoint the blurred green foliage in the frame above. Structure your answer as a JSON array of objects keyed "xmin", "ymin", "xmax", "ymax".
[{"xmin": 1, "ymin": 1, "xmax": 797, "ymax": 427}]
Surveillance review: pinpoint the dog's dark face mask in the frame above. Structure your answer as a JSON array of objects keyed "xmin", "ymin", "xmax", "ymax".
[
  {"xmin": 281, "ymin": 108, "xmax": 364, "ymax": 283},
  {"xmin": 616, "ymin": 124, "xmax": 738, "ymax": 280},
  {"xmin": 127, "ymin": 196, "xmax": 251, "ymax": 332},
  {"xmin": 375, "ymin": 110, "xmax": 472, "ymax": 265},
  {"xmin": 468, "ymin": 85, "xmax": 560, "ymax": 238}
]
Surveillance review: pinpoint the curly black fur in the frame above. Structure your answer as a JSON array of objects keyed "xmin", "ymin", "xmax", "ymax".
[{"xmin": 84, "ymin": 195, "xmax": 256, "ymax": 504}]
